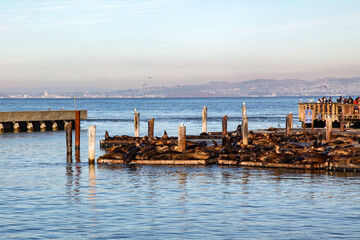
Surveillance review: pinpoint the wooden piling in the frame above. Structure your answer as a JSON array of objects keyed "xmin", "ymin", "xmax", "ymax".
[
  {"xmin": 88, "ymin": 125, "xmax": 96, "ymax": 164},
  {"xmin": 326, "ymin": 116, "xmax": 332, "ymax": 142},
  {"xmin": 148, "ymin": 118, "xmax": 154, "ymax": 140},
  {"xmin": 242, "ymin": 115, "xmax": 248, "ymax": 145},
  {"xmin": 202, "ymin": 106, "xmax": 207, "ymax": 133},
  {"xmin": 286, "ymin": 113, "xmax": 292, "ymax": 136},
  {"xmin": 75, "ymin": 110, "xmax": 80, "ymax": 152},
  {"xmin": 66, "ymin": 121, "xmax": 72, "ymax": 162},
  {"xmin": 178, "ymin": 124, "xmax": 186, "ymax": 152},
  {"xmin": 242, "ymin": 102, "xmax": 247, "ymax": 116},
  {"xmin": 134, "ymin": 110, "xmax": 140, "ymax": 137},
  {"xmin": 340, "ymin": 109, "xmax": 345, "ymax": 132},
  {"xmin": 0, "ymin": 123, "xmax": 3, "ymax": 133},
  {"xmin": 222, "ymin": 115, "xmax": 228, "ymax": 136}
]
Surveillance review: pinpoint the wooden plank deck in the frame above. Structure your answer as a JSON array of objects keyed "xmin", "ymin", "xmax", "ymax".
[{"xmin": 97, "ymin": 158, "xmax": 217, "ymax": 165}]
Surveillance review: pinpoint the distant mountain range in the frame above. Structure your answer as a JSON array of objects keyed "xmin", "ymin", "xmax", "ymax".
[{"xmin": 1, "ymin": 77, "xmax": 360, "ymax": 98}]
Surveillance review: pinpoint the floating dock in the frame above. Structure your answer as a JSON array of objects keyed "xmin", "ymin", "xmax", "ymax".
[{"xmin": 0, "ymin": 110, "xmax": 87, "ymax": 133}]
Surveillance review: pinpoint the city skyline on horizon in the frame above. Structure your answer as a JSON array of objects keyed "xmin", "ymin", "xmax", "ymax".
[{"xmin": 1, "ymin": 0, "xmax": 360, "ymax": 90}]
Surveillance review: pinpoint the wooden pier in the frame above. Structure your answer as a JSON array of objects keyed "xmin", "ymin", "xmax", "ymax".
[
  {"xmin": 0, "ymin": 110, "xmax": 87, "ymax": 133},
  {"xmin": 298, "ymin": 103, "xmax": 360, "ymax": 127}
]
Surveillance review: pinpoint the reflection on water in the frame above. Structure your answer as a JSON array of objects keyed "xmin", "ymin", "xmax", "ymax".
[
  {"xmin": 65, "ymin": 163, "xmax": 82, "ymax": 206},
  {"xmin": 1, "ymin": 97, "xmax": 360, "ymax": 238}
]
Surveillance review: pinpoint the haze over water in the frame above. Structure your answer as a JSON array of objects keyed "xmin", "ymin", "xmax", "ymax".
[{"xmin": 1, "ymin": 97, "xmax": 360, "ymax": 239}]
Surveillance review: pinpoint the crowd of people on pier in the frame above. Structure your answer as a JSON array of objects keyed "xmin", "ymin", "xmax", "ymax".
[{"xmin": 317, "ymin": 96, "xmax": 360, "ymax": 104}]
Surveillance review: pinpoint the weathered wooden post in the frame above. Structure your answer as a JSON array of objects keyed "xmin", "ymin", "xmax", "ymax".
[
  {"xmin": 134, "ymin": 108, "xmax": 140, "ymax": 137},
  {"xmin": 88, "ymin": 125, "xmax": 96, "ymax": 164},
  {"xmin": 340, "ymin": 108, "xmax": 345, "ymax": 132},
  {"xmin": 326, "ymin": 116, "xmax": 332, "ymax": 142},
  {"xmin": 66, "ymin": 121, "xmax": 72, "ymax": 163},
  {"xmin": 242, "ymin": 102, "xmax": 247, "ymax": 116},
  {"xmin": 148, "ymin": 118, "xmax": 154, "ymax": 140},
  {"xmin": 286, "ymin": 113, "xmax": 293, "ymax": 136},
  {"xmin": 75, "ymin": 110, "xmax": 80, "ymax": 152},
  {"xmin": 202, "ymin": 106, "xmax": 207, "ymax": 133},
  {"xmin": 178, "ymin": 123, "xmax": 186, "ymax": 152},
  {"xmin": 13, "ymin": 122, "xmax": 20, "ymax": 133},
  {"xmin": 40, "ymin": 122, "xmax": 46, "ymax": 132},
  {"xmin": 222, "ymin": 115, "xmax": 228, "ymax": 136},
  {"xmin": 242, "ymin": 115, "xmax": 248, "ymax": 145},
  {"xmin": 0, "ymin": 123, "xmax": 4, "ymax": 133},
  {"xmin": 27, "ymin": 122, "xmax": 34, "ymax": 132}
]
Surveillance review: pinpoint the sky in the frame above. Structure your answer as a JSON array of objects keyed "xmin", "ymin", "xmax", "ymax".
[{"xmin": 1, "ymin": 0, "xmax": 360, "ymax": 90}]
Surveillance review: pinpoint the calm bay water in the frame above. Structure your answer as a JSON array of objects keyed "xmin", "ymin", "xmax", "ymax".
[{"xmin": 1, "ymin": 97, "xmax": 360, "ymax": 239}]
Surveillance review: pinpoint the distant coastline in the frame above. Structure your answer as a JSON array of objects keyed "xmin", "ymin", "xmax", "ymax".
[{"xmin": 1, "ymin": 77, "xmax": 359, "ymax": 99}]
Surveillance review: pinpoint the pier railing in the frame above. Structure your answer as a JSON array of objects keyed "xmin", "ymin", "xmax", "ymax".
[{"xmin": 298, "ymin": 103, "xmax": 360, "ymax": 125}]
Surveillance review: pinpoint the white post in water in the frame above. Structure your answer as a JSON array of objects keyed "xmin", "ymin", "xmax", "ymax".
[
  {"xmin": 134, "ymin": 108, "xmax": 140, "ymax": 137},
  {"xmin": 202, "ymin": 106, "xmax": 207, "ymax": 133},
  {"xmin": 88, "ymin": 125, "xmax": 96, "ymax": 164},
  {"xmin": 242, "ymin": 102, "xmax": 247, "ymax": 116},
  {"xmin": 178, "ymin": 123, "xmax": 186, "ymax": 152}
]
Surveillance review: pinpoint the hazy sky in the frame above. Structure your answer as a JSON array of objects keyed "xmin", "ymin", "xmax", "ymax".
[{"xmin": 1, "ymin": 0, "xmax": 360, "ymax": 90}]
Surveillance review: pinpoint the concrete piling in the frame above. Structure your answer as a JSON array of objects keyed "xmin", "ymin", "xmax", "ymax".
[
  {"xmin": 52, "ymin": 122, "xmax": 58, "ymax": 131},
  {"xmin": 13, "ymin": 122, "xmax": 20, "ymax": 133},
  {"xmin": 27, "ymin": 122, "xmax": 34, "ymax": 132},
  {"xmin": 40, "ymin": 122, "xmax": 46, "ymax": 132},
  {"xmin": 0, "ymin": 123, "xmax": 3, "ymax": 133}
]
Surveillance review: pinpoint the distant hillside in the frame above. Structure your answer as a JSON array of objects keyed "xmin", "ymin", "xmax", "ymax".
[
  {"xmin": 1, "ymin": 77, "xmax": 360, "ymax": 98},
  {"xmin": 110, "ymin": 77, "xmax": 360, "ymax": 98}
]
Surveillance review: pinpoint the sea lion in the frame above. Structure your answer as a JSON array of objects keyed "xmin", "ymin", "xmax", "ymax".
[
  {"xmin": 124, "ymin": 147, "xmax": 140, "ymax": 164},
  {"xmin": 105, "ymin": 131, "xmax": 109, "ymax": 140}
]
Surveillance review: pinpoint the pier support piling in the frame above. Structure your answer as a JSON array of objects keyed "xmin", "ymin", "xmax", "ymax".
[
  {"xmin": 202, "ymin": 106, "xmax": 207, "ymax": 133},
  {"xmin": 148, "ymin": 118, "xmax": 154, "ymax": 140},
  {"xmin": 75, "ymin": 110, "xmax": 80, "ymax": 153},
  {"xmin": 178, "ymin": 123, "xmax": 186, "ymax": 152},
  {"xmin": 242, "ymin": 115, "xmax": 248, "ymax": 145},
  {"xmin": 40, "ymin": 122, "xmax": 46, "ymax": 132},
  {"xmin": 66, "ymin": 122, "xmax": 73, "ymax": 163},
  {"xmin": 0, "ymin": 123, "xmax": 3, "ymax": 133},
  {"xmin": 52, "ymin": 122, "xmax": 58, "ymax": 131},
  {"xmin": 326, "ymin": 116, "xmax": 333, "ymax": 142},
  {"xmin": 27, "ymin": 122, "xmax": 34, "ymax": 132},
  {"xmin": 13, "ymin": 122, "xmax": 20, "ymax": 133},
  {"xmin": 340, "ymin": 110, "xmax": 345, "ymax": 132},
  {"xmin": 134, "ymin": 109, "xmax": 140, "ymax": 137},
  {"xmin": 222, "ymin": 115, "xmax": 228, "ymax": 136},
  {"xmin": 286, "ymin": 113, "xmax": 293, "ymax": 136},
  {"xmin": 88, "ymin": 125, "xmax": 96, "ymax": 164}
]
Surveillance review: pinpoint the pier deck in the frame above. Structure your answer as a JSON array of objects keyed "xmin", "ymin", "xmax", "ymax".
[{"xmin": 0, "ymin": 110, "xmax": 87, "ymax": 132}]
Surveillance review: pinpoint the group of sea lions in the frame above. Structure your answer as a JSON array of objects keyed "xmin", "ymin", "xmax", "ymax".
[{"xmin": 98, "ymin": 129, "xmax": 360, "ymax": 167}]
